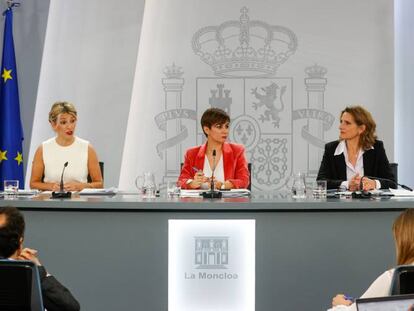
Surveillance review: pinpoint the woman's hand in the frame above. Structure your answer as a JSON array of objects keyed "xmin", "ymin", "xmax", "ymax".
[
  {"xmin": 361, "ymin": 177, "xmax": 376, "ymax": 191},
  {"xmin": 64, "ymin": 182, "xmax": 87, "ymax": 192},
  {"xmin": 189, "ymin": 171, "xmax": 208, "ymax": 189},
  {"xmin": 332, "ymin": 294, "xmax": 353, "ymax": 307},
  {"xmin": 348, "ymin": 174, "xmax": 361, "ymax": 191},
  {"xmin": 51, "ymin": 183, "xmax": 61, "ymax": 191}
]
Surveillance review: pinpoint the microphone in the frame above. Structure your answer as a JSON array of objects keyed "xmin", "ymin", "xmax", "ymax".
[
  {"xmin": 202, "ymin": 149, "xmax": 222, "ymax": 199},
  {"xmin": 210, "ymin": 149, "xmax": 216, "ymax": 192},
  {"xmin": 60, "ymin": 161, "xmax": 68, "ymax": 192},
  {"xmin": 51, "ymin": 161, "xmax": 72, "ymax": 199}
]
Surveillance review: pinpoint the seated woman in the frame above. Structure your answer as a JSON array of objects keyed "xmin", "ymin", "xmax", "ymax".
[
  {"xmin": 317, "ymin": 106, "xmax": 395, "ymax": 190},
  {"xmin": 328, "ymin": 208, "xmax": 414, "ymax": 311},
  {"xmin": 30, "ymin": 102, "xmax": 103, "ymax": 191},
  {"xmin": 178, "ymin": 108, "xmax": 249, "ymax": 190}
]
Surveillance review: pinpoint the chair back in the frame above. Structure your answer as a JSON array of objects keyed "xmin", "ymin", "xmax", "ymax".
[
  {"xmin": 87, "ymin": 161, "xmax": 104, "ymax": 183},
  {"xmin": 247, "ymin": 163, "xmax": 252, "ymax": 191},
  {"xmin": 390, "ymin": 163, "xmax": 398, "ymax": 184},
  {"xmin": 0, "ymin": 260, "xmax": 44, "ymax": 311},
  {"xmin": 390, "ymin": 265, "xmax": 414, "ymax": 295}
]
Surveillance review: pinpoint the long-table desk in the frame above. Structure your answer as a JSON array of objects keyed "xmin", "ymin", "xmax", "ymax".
[{"xmin": 0, "ymin": 193, "xmax": 411, "ymax": 311}]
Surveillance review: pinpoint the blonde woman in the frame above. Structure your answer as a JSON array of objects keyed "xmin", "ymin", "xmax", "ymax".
[
  {"xmin": 30, "ymin": 102, "xmax": 103, "ymax": 191},
  {"xmin": 329, "ymin": 209, "xmax": 414, "ymax": 311}
]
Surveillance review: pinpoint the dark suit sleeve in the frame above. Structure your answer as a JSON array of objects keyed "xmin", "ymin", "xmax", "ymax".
[
  {"xmin": 38, "ymin": 266, "xmax": 80, "ymax": 311},
  {"xmin": 317, "ymin": 143, "xmax": 345, "ymax": 190},
  {"xmin": 375, "ymin": 141, "xmax": 396, "ymax": 189}
]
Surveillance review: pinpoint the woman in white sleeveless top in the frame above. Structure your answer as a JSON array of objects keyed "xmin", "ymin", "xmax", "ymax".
[
  {"xmin": 30, "ymin": 102, "xmax": 103, "ymax": 191},
  {"xmin": 328, "ymin": 209, "xmax": 414, "ymax": 311}
]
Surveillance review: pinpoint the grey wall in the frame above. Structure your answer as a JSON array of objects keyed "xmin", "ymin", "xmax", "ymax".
[
  {"xmin": 0, "ymin": 0, "xmax": 50, "ymax": 176},
  {"xmin": 395, "ymin": 0, "xmax": 414, "ymax": 187}
]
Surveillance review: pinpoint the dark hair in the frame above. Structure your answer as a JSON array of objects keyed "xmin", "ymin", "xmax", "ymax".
[
  {"xmin": 200, "ymin": 108, "xmax": 230, "ymax": 137},
  {"xmin": 0, "ymin": 206, "xmax": 25, "ymax": 258},
  {"xmin": 340, "ymin": 106, "xmax": 377, "ymax": 150}
]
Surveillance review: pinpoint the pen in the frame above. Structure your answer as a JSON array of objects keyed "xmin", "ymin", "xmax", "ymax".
[{"xmin": 344, "ymin": 295, "xmax": 354, "ymax": 302}]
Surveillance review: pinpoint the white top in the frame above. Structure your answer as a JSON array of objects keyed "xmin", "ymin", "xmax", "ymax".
[
  {"xmin": 334, "ymin": 141, "xmax": 380, "ymax": 189},
  {"xmin": 42, "ymin": 136, "xmax": 89, "ymax": 183},
  {"xmin": 328, "ymin": 269, "xmax": 394, "ymax": 311},
  {"xmin": 203, "ymin": 154, "xmax": 224, "ymax": 183}
]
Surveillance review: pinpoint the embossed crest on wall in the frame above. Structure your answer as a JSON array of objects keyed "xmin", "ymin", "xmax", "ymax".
[{"xmin": 156, "ymin": 7, "xmax": 334, "ymax": 190}]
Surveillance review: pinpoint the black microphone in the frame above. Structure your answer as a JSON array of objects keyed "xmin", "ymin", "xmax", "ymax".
[
  {"xmin": 360, "ymin": 175, "xmax": 412, "ymax": 192},
  {"xmin": 210, "ymin": 149, "xmax": 216, "ymax": 192},
  {"xmin": 202, "ymin": 149, "xmax": 222, "ymax": 199},
  {"xmin": 60, "ymin": 161, "xmax": 68, "ymax": 192},
  {"xmin": 51, "ymin": 161, "xmax": 72, "ymax": 199}
]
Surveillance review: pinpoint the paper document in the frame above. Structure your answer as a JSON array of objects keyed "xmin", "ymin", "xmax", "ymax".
[
  {"xmin": 389, "ymin": 188, "xmax": 414, "ymax": 197},
  {"xmin": 180, "ymin": 189, "xmax": 204, "ymax": 197},
  {"xmin": 79, "ymin": 187, "xmax": 118, "ymax": 195}
]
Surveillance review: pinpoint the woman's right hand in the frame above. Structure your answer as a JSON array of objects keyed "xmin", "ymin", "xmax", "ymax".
[
  {"xmin": 51, "ymin": 183, "xmax": 61, "ymax": 191},
  {"xmin": 189, "ymin": 171, "xmax": 207, "ymax": 189},
  {"xmin": 332, "ymin": 294, "xmax": 353, "ymax": 307}
]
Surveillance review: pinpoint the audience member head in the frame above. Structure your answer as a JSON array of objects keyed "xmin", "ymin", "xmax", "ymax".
[
  {"xmin": 48, "ymin": 101, "xmax": 77, "ymax": 124},
  {"xmin": 0, "ymin": 206, "xmax": 25, "ymax": 259},
  {"xmin": 200, "ymin": 108, "xmax": 230, "ymax": 138},
  {"xmin": 393, "ymin": 209, "xmax": 414, "ymax": 265},
  {"xmin": 340, "ymin": 105, "xmax": 377, "ymax": 150}
]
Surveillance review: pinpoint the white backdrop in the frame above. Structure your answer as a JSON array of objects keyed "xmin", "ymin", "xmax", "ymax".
[
  {"xmin": 25, "ymin": 0, "xmax": 145, "ymax": 188},
  {"xmin": 395, "ymin": 0, "xmax": 414, "ymax": 186},
  {"xmin": 119, "ymin": 0, "xmax": 394, "ymax": 191}
]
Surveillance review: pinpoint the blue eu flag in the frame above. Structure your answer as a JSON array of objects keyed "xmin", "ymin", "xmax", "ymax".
[{"xmin": 0, "ymin": 7, "xmax": 23, "ymax": 190}]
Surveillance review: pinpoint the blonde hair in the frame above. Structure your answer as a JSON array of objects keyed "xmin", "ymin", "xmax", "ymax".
[
  {"xmin": 340, "ymin": 106, "xmax": 377, "ymax": 150},
  {"xmin": 48, "ymin": 102, "xmax": 77, "ymax": 123},
  {"xmin": 393, "ymin": 209, "xmax": 414, "ymax": 265}
]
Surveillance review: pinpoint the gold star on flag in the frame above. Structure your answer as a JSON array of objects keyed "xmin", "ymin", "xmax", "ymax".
[
  {"xmin": 14, "ymin": 151, "xmax": 23, "ymax": 165},
  {"xmin": 0, "ymin": 149, "xmax": 7, "ymax": 163},
  {"xmin": 2, "ymin": 68, "xmax": 12, "ymax": 83}
]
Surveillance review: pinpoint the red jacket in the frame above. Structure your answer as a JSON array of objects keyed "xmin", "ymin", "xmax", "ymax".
[{"xmin": 178, "ymin": 142, "xmax": 250, "ymax": 189}]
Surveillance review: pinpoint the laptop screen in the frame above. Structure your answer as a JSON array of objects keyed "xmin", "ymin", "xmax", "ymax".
[{"xmin": 356, "ymin": 294, "xmax": 414, "ymax": 311}]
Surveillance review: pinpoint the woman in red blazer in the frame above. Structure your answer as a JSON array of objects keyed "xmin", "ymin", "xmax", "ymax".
[{"xmin": 178, "ymin": 108, "xmax": 249, "ymax": 189}]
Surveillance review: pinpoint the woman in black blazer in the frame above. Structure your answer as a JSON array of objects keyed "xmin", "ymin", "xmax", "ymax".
[{"xmin": 317, "ymin": 106, "xmax": 395, "ymax": 190}]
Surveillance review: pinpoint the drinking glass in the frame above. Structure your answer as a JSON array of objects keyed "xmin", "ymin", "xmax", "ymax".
[
  {"xmin": 312, "ymin": 180, "xmax": 327, "ymax": 199},
  {"xmin": 167, "ymin": 181, "xmax": 181, "ymax": 198},
  {"xmin": 4, "ymin": 180, "xmax": 19, "ymax": 197},
  {"xmin": 135, "ymin": 172, "xmax": 156, "ymax": 199}
]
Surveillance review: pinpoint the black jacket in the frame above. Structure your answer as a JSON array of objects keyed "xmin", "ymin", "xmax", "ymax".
[
  {"xmin": 38, "ymin": 265, "xmax": 80, "ymax": 311},
  {"xmin": 317, "ymin": 140, "xmax": 396, "ymax": 190}
]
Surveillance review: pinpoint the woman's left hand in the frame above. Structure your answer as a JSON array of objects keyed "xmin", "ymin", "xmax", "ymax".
[
  {"xmin": 64, "ymin": 182, "xmax": 87, "ymax": 192},
  {"xmin": 361, "ymin": 177, "xmax": 376, "ymax": 191}
]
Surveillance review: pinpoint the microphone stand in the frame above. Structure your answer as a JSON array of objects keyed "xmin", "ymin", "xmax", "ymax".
[
  {"xmin": 51, "ymin": 161, "xmax": 72, "ymax": 199},
  {"xmin": 202, "ymin": 149, "xmax": 222, "ymax": 199}
]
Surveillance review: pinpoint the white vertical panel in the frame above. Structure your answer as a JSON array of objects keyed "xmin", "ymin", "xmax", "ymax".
[
  {"xmin": 395, "ymin": 0, "xmax": 414, "ymax": 186},
  {"xmin": 25, "ymin": 0, "xmax": 144, "ymax": 188}
]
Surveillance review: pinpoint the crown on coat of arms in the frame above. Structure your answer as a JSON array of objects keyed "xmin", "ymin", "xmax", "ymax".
[
  {"xmin": 192, "ymin": 7, "xmax": 297, "ymax": 77},
  {"xmin": 305, "ymin": 64, "xmax": 327, "ymax": 78}
]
